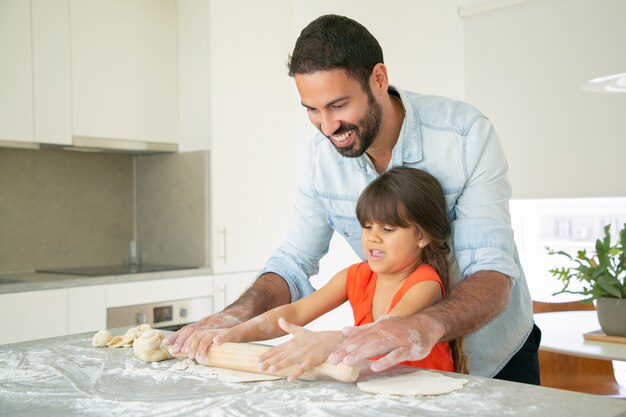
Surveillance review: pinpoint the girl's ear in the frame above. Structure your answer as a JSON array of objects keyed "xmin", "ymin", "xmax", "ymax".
[
  {"xmin": 417, "ymin": 238, "xmax": 431, "ymax": 249},
  {"xmin": 415, "ymin": 228, "xmax": 431, "ymax": 248}
]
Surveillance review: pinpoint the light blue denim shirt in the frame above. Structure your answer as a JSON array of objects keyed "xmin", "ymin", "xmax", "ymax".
[{"xmin": 259, "ymin": 87, "xmax": 533, "ymax": 377}]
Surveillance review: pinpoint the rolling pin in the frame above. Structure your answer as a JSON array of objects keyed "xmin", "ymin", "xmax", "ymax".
[{"xmin": 180, "ymin": 342, "xmax": 359, "ymax": 383}]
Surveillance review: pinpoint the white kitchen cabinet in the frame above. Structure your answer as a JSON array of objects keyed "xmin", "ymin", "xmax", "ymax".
[
  {"xmin": 212, "ymin": 271, "xmax": 256, "ymax": 313},
  {"xmin": 106, "ymin": 276, "xmax": 213, "ymax": 308},
  {"xmin": 0, "ymin": 0, "xmax": 34, "ymax": 145},
  {"xmin": 67, "ymin": 285, "xmax": 106, "ymax": 334},
  {"xmin": 70, "ymin": 0, "xmax": 178, "ymax": 145},
  {"xmin": 31, "ymin": 0, "xmax": 72, "ymax": 145},
  {"xmin": 207, "ymin": 0, "xmax": 299, "ymax": 273},
  {"xmin": 0, "ymin": 0, "xmax": 74, "ymax": 147},
  {"xmin": 0, "ymin": 289, "xmax": 67, "ymax": 345},
  {"xmin": 177, "ymin": 0, "xmax": 210, "ymax": 152}
]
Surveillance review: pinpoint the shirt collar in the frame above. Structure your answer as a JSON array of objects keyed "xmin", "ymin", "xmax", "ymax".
[
  {"xmin": 390, "ymin": 86, "xmax": 422, "ymax": 166},
  {"xmin": 354, "ymin": 86, "xmax": 423, "ymax": 174}
]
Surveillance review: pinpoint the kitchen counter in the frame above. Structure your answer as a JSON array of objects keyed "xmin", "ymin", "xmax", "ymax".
[
  {"xmin": 0, "ymin": 267, "xmax": 213, "ymax": 294},
  {"xmin": 1, "ymin": 331, "xmax": 625, "ymax": 417}
]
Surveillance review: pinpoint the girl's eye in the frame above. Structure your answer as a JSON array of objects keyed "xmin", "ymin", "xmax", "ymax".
[
  {"xmin": 383, "ymin": 227, "xmax": 395, "ymax": 232},
  {"xmin": 362, "ymin": 224, "xmax": 372, "ymax": 230}
]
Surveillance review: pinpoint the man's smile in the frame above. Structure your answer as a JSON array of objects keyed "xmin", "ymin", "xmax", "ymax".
[{"xmin": 331, "ymin": 129, "xmax": 356, "ymax": 148}]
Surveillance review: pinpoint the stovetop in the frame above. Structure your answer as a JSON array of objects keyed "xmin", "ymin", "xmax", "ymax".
[{"xmin": 36, "ymin": 264, "xmax": 198, "ymax": 277}]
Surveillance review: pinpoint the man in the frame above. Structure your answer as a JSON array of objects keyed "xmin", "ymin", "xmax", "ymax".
[{"xmin": 165, "ymin": 14, "xmax": 540, "ymax": 383}]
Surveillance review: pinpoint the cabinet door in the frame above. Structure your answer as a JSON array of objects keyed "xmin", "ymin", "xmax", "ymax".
[
  {"xmin": 209, "ymin": 0, "xmax": 299, "ymax": 273},
  {"xmin": 67, "ymin": 285, "xmax": 106, "ymax": 334},
  {"xmin": 0, "ymin": 289, "xmax": 67, "ymax": 345},
  {"xmin": 31, "ymin": 0, "xmax": 72, "ymax": 145},
  {"xmin": 70, "ymin": 0, "xmax": 178, "ymax": 144},
  {"xmin": 0, "ymin": 0, "xmax": 34, "ymax": 144},
  {"xmin": 212, "ymin": 272, "xmax": 256, "ymax": 313},
  {"xmin": 177, "ymin": 0, "xmax": 210, "ymax": 152}
]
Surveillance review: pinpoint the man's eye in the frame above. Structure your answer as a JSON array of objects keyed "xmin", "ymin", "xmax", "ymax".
[{"xmin": 332, "ymin": 103, "xmax": 345, "ymax": 109}]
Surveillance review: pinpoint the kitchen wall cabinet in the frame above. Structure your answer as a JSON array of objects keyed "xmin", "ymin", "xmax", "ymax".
[
  {"xmin": 70, "ymin": 0, "xmax": 178, "ymax": 145},
  {"xmin": 0, "ymin": 289, "xmax": 67, "ymax": 345},
  {"xmin": 0, "ymin": 0, "xmax": 72, "ymax": 147},
  {"xmin": 31, "ymin": 0, "xmax": 72, "ymax": 146},
  {"xmin": 212, "ymin": 271, "xmax": 256, "ymax": 313},
  {"xmin": 0, "ymin": 0, "xmax": 33, "ymax": 145}
]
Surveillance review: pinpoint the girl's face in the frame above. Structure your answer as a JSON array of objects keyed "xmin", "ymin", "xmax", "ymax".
[{"xmin": 361, "ymin": 222, "xmax": 429, "ymax": 276}]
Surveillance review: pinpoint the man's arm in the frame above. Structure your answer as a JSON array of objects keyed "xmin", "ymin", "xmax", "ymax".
[
  {"xmin": 164, "ymin": 273, "xmax": 290, "ymax": 356},
  {"xmin": 329, "ymin": 270, "xmax": 510, "ymax": 371}
]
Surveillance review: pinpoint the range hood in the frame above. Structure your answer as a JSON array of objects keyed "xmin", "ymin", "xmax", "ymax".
[
  {"xmin": 0, "ymin": 136, "xmax": 177, "ymax": 154},
  {"xmin": 43, "ymin": 136, "xmax": 178, "ymax": 154}
]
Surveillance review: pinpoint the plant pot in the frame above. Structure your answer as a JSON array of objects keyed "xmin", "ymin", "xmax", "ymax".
[{"xmin": 596, "ymin": 297, "xmax": 626, "ymax": 337}]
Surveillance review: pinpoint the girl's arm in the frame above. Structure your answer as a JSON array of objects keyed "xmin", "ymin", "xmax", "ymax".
[
  {"xmin": 387, "ymin": 280, "xmax": 443, "ymax": 317},
  {"xmin": 213, "ymin": 267, "xmax": 350, "ymax": 344}
]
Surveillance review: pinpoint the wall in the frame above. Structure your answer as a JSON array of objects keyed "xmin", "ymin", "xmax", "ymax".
[
  {"xmin": 463, "ymin": 0, "xmax": 626, "ymax": 198},
  {"xmin": 0, "ymin": 148, "xmax": 132, "ymax": 272}
]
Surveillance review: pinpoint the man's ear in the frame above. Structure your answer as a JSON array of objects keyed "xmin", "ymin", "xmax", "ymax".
[{"xmin": 370, "ymin": 63, "xmax": 388, "ymax": 94}]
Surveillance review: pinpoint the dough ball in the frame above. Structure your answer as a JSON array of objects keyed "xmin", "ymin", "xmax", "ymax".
[
  {"xmin": 133, "ymin": 329, "xmax": 163, "ymax": 353},
  {"xmin": 122, "ymin": 323, "xmax": 152, "ymax": 346},
  {"xmin": 92, "ymin": 329, "xmax": 113, "ymax": 347},
  {"xmin": 133, "ymin": 330, "xmax": 171, "ymax": 363},
  {"xmin": 106, "ymin": 335, "xmax": 125, "ymax": 348}
]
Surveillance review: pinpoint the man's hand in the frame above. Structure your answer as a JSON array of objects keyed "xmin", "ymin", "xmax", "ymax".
[
  {"xmin": 164, "ymin": 313, "xmax": 240, "ymax": 357},
  {"xmin": 329, "ymin": 271, "xmax": 511, "ymax": 372},
  {"xmin": 258, "ymin": 318, "xmax": 345, "ymax": 382},
  {"xmin": 164, "ymin": 272, "xmax": 291, "ymax": 359},
  {"xmin": 328, "ymin": 314, "xmax": 443, "ymax": 372}
]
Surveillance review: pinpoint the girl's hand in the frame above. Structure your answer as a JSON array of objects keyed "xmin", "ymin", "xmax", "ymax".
[{"xmin": 258, "ymin": 318, "xmax": 345, "ymax": 382}]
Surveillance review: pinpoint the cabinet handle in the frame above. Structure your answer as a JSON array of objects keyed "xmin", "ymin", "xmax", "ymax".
[
  {"xmin": 220, "ymin": 284, "xmax": 227, "ymax": 308},
  {"xmin": 218, "ymin": 226, "xmax": 227, "ymax": 262}
]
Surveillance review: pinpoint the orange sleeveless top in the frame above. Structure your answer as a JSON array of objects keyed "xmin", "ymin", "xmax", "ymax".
[{"xmin": 345, "ymin": 262, "xmax": 454, "ymax": 372}]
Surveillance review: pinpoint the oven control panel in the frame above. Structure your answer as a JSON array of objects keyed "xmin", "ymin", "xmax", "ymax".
[{"xmin": 107, "ymin": 296, "xmax": 213, "ymax": 330}]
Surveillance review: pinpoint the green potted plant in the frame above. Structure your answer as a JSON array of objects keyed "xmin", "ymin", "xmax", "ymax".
[{"xmin": 547, "ymin": 223, "xmax": 626, "ymax": 337}]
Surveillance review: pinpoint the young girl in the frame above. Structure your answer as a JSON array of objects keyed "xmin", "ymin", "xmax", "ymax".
[{"xmin": 213, "ymin": 167, "xmax": 467, "ymax": 379}]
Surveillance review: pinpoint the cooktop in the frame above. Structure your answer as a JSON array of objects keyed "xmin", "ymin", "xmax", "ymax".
[{"xmin": 36, "ymin": 264, "xmax": 198, "ymax": 277}]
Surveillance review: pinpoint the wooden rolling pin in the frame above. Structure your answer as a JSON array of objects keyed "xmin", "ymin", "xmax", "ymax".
[{"xmin": 179, "ymin": 342, "xmax": 359, "ymax": 383}]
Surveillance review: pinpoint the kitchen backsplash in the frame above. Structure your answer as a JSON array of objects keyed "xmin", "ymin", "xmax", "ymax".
[
  {"xmin": 136, "ymin": 151, "xmax": 209, "ymax": 269},
  {"xmin": 0, "ymin": 148, "xmax": 209, "ymax": 273}
]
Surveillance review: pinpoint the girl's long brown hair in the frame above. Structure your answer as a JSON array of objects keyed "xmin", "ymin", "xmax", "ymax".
[{"xmin": 356, "ymin": 167, "xmax": 468, "ymax": 374}]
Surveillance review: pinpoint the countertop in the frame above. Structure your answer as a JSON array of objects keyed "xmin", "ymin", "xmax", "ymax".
[
  {"xmin": 1, "ymin": 331, "xmax": 625, "ymax": 417},
  {"xmin": 535, "ymin": 311, "xmax": 626, "ymax": 361},
  {"xmin": 0, "ymin": 267, "xmax": 214, "ymax": 294}
]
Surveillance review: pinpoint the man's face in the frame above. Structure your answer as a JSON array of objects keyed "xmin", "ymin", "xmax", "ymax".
[{"xmin": 294, "ymin": 69, "xmax": 382, "ymax": 158}]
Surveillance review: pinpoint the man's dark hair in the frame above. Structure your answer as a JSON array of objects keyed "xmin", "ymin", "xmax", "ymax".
[{"xmin": 287, "ymin": 14, "xmax": 384, "ymax": 91}]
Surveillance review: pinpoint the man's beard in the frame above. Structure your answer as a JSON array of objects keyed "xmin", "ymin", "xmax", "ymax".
[{"xmin": 326, "ymin": 91, "xmax": 382, "ymax": 158}]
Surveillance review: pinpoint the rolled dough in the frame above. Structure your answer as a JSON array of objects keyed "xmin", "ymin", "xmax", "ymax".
[{"xmin": 357, "ymin": 370, "xmax": 469, "ymax": 396}]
